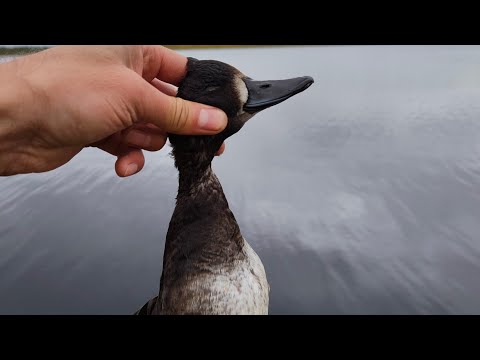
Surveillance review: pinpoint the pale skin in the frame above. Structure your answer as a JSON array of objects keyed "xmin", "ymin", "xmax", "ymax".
[{"xmin": 0, "ymin": 45, "xmax": 227, "ymax": 177}]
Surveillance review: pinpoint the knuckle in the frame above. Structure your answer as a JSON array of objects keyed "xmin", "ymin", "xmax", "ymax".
[{"xmin": 171, "ymin": 98, "xmax": 190, "ymax": 131}]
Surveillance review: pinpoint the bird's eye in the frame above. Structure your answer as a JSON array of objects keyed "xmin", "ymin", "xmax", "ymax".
[{"xmin": 206, "ymin": 86, "xmax": 220, "ymax": 92}]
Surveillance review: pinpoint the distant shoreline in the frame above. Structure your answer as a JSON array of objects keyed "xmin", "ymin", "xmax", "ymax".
[
  {"xmin": 0, "ymin": 45, "xmax": 286, "ymax": 56},
  {"xmin": 0, "ymin": 47, "xmax": 50, "ymax": 56}
]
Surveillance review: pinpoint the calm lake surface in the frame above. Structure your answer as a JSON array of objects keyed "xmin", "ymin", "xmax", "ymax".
[{"xmin": 2, "ymin": 46, "xmax": 480, "ymax": 314}]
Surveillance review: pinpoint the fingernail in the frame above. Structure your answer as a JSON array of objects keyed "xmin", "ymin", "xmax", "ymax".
[
  {"xmin": 124, "ymin": 163, "xmax": 138, "ymax": 177},
  {"xmin": 126, "ymin": 130, "xmax": 151, "ymax": 148},
  {"xmin": 198, "ymin": 109, "xmax": 227, "ymax": 132}
]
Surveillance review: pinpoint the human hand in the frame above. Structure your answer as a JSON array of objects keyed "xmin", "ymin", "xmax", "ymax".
[{"xmin": 0, "ymin": 45, "xmax": 227, "ymax": 177}]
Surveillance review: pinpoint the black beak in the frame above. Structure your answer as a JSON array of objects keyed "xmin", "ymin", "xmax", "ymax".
[{"xmin": 243, "ymin": 76, "xmax": 314, "ymax": 113}]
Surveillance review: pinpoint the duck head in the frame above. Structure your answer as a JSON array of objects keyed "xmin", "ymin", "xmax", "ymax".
[{"xmin": 169, "ymin": 57, "xmax": 314, "ymax": 167}]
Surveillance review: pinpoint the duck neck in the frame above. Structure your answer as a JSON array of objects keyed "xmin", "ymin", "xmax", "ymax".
[
  {"xmin": 160, "ymin": 147, "xmax": 244, "ymax": 278},
  {"xmin": 176, "ymin": 153, "xmax": 217, "ymax": 197},
  {"xmin": 170, "ymin": 147, "xmax": 241, "ymax": 237}
]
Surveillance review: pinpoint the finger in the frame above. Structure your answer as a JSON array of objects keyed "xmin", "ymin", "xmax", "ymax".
[
  {"xmin": 132, "ymin": 79, "xmax": 227, "ymax": 135},
  {"xmin": 151, "ymin": 79, "xmax": 178, "ymax": 97},
  {"xmin": 92, "ymin": 135, "xmax": 145, "ymax": 177},
  {"xmin": 141, "ymin": 46, "xmax": 188, "ymax": 85},
  {"xmin": 115, "ymin": 148, "xmax": 145, "ymax": 177},
  {"xmin": 91, "ymin": 124, "xmax": 167, "ymax": 154},
  {"xmin": 123, "ymin": 126, "xmax": 167, "ymax": 151},
  {"xmin": 92, "ymin": 133, "xmax": 123, "ymax": 156},
  {"xmin": 215, "ymin": 142, "xmax": 226, "ymax": 156},
  {"xmin": 134, "ymin": 81, "xmax": 227, "ymax": 135},
  {"xmin": 130, "ymin": 122, "xmax": 164, "ymax": 132}
]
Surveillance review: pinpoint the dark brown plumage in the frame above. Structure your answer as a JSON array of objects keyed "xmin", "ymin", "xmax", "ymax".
[{"xmin": 135, "ymin": 58, "xmax": 313, "ymax": 315}]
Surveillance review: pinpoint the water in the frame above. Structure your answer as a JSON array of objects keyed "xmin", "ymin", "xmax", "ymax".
[{"xmin": 2, "ymin": 46, "xmax": 480, "ymax": 314}]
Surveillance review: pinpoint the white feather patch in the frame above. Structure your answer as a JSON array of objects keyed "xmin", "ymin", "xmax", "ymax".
[{"xmin": 234, "ymin": 76, "xmax": 249, "ymax": 107}]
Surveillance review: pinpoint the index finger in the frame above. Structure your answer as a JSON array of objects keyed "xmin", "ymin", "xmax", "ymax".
[{"xmin": 141, "ymin": 45, "xmax": 188, "ymax": 86}]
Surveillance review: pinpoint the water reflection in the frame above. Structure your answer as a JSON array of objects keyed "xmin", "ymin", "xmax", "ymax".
[{"xmin": 2, "ymin": 46, "xmax": 480, "ymax": 314}]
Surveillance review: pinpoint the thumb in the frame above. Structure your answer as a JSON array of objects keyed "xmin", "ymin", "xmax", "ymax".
[{"xmin": 135, "ymin": 81, "xmax": 228, "ymax": 135}]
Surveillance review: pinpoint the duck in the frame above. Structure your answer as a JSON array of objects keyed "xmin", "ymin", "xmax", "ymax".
[{"xmin": 135, "ymin": 57, "xmax": 313, "ymax": 315}]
